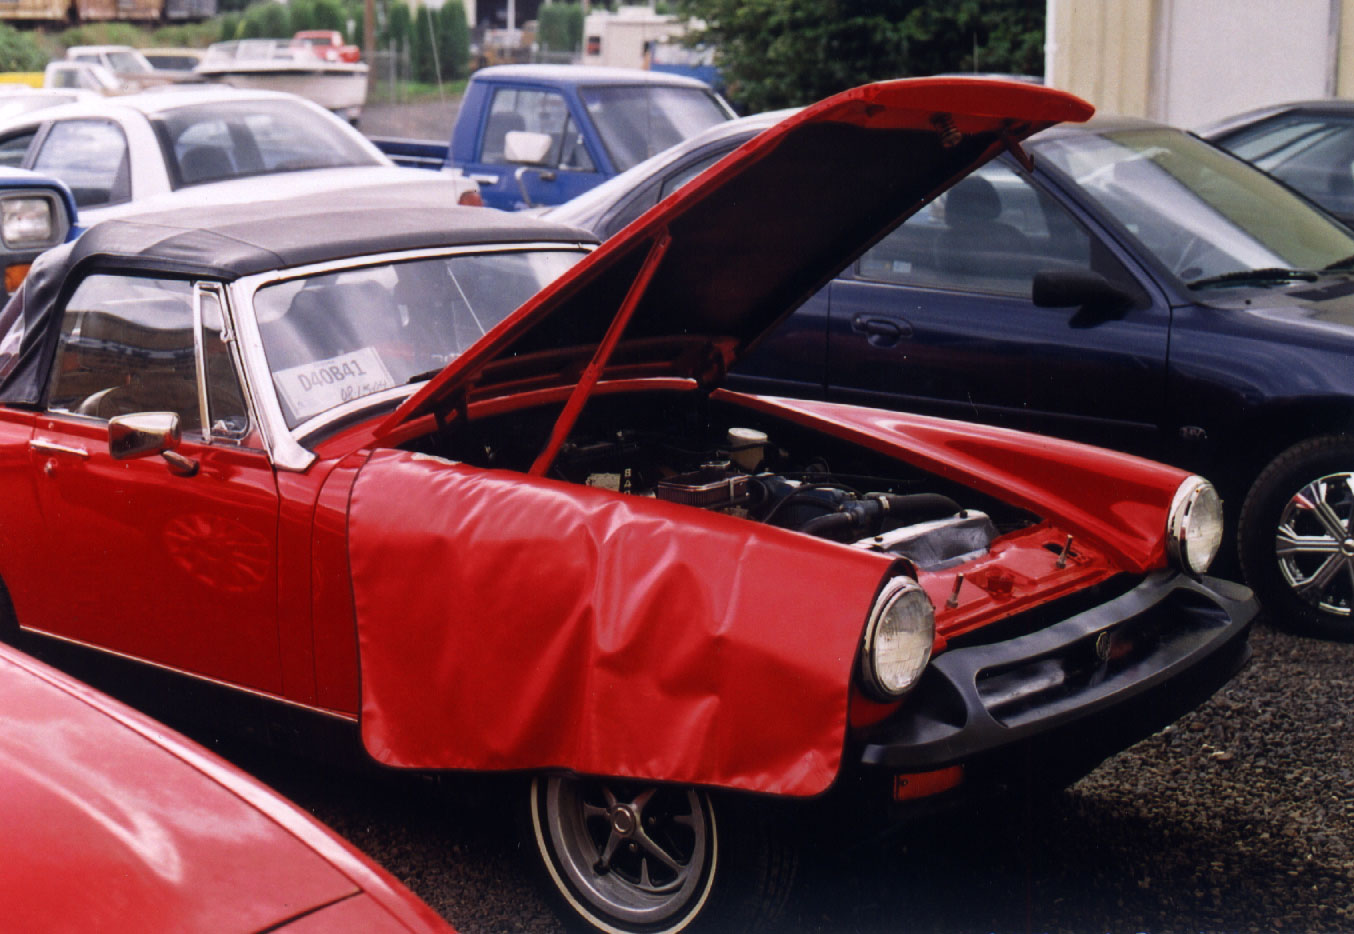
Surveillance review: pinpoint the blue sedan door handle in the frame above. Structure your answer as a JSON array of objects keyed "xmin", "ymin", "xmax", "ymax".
[{"xmin": 851, "ymin": 314, "xmax": 912, "ymax": 347}]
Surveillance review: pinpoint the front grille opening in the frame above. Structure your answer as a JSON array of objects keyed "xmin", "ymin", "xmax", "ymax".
[{"xmin": 973, "ymin": 588, "xmax": 1224, "ymax": 727}]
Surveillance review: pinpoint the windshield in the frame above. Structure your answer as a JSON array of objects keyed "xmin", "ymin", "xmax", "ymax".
[
  {"xmin": 255, "ymin": 249, "xmax": 585, "ymax": 428},
  {"xmin": 1031, "ymin": 126, "xmax": 1354, "ymax": 287},
  {"xmin": 152, "ymin": 99, "xmax": 382, "ymax": 188},
  {"xmin": 580, "ymin": 85, "xmax": 732, "ymax": 172}
]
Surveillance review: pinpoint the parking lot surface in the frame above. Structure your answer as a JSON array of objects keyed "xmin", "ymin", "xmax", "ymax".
[{"xmin": 201, "ymin": 620, "xmax": 1350, "ymax": 934}]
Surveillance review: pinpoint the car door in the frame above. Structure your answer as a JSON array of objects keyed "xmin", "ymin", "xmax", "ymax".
[
  {"xmin": 25, "ymin": 274, "xmax": 283, "ymax": 692},
  {"xmin": 463, "ymin": 84, "xmax": 607, "ymax": 210},
  {"xmin": 819, "ymin": 158, "xmax": 1172, "ymax": 456}
]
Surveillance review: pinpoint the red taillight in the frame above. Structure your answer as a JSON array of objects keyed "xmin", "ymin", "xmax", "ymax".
[{"xmin": 458, "ymin": 189, "xmax": 484, "ymax": 207}]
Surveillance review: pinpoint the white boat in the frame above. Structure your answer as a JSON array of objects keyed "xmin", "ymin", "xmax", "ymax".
[{"xmin": 196, "ymin": 40, "xmax": 368, "ymax": 123}]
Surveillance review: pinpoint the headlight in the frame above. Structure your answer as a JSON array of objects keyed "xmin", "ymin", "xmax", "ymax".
[
  {"xmin": 1167, "ymin": 476, "xmax": 1224, "ymax": 575},
  {"xmin": 859, "ymin": 577, "xmax": 935, "ymax": 701},
  {"xmin": 1, "ymin": 196, "xmax": 60, "ymax": 249}
]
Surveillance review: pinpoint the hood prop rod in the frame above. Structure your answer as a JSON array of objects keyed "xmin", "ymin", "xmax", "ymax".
[{"xmin": 529, "ymin": 232, "xmax": 673, "ymax": 477}]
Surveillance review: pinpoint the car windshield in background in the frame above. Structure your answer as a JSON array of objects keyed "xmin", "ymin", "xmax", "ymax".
[
  {"xmin": 1031, "ymin": 127, "xmax": 1354, "ymax": 287},
  {"xmin": 580, "ymin": 85, "xmax": 731, "ymax": 172},
  {"xmin": 254, "ymin": 248, "xmax": 585, "ymax": 428},
  {"xmin": 151, "ymin": 99, "xmax": 382, "ymax": 188}
]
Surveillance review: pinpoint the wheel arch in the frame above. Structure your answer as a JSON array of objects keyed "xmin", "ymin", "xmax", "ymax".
[{"xmin": 1209, "ymin": 397, "xmax": 1354, "ymax": 504}]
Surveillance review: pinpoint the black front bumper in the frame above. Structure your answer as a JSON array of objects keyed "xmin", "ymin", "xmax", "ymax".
[{"xmin": 853, "ymin": 571, "xmax": 1256, "ymax": 789}]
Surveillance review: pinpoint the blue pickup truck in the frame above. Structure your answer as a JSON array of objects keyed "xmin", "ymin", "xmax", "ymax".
[{"xmin": 375, "ymin": 64, "xmax": 734, "ymax": 211}]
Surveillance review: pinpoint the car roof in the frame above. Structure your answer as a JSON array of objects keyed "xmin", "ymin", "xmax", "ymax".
[
  {"xmin": 1029, "ymin": 114, "xmax": 1169, "ymax": 143},
  {"xmin": 0, "ymin": 86, "xmax": 313, "ymax": 127},
  {"xmin": 51, "ymin": 180, "xmax": 593, "ymax": 281},
  {"xmin": 470, "ymin": 64, "xmax": 716, "ymax": 89},
  {"xmin": 1197, "ymin": 99, "xmax": 1354, "ymax": 137}
]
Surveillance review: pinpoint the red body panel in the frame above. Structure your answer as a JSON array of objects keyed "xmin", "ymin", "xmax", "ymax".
[
  {"xmin": 19, "ymin": 413, "xmax": 284, "ymax": 692},
  {"xmin": 0, "ymin": 643, "xmax": 452, "ymax": 933},
  {"xmin": 348, "ymin": 448, "xmax": 897, "ymax": 797}
]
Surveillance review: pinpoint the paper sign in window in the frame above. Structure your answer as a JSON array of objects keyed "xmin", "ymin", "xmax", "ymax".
[{"xmin": 274, "ymin": 348, "xmax": 394, "ymax": 421}]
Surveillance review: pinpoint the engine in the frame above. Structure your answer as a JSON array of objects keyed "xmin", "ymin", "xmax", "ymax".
[{"xmin": 567, "ymin": 425, "xmax": 999, "ymax": 571}]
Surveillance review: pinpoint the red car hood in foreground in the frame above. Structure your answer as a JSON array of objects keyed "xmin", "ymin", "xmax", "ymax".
[
  {"xmin": 382, "ymin": 78, "xmax": 1093, "ymax": 432},
  {"xmin": 0, "ymin": 645, "xmax": 451, "ymax": 933}
]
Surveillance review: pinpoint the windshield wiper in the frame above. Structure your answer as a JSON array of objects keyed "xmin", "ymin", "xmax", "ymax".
[
  {"xmin": 1187, "ymin": 267, "xmax": 1319, "ymax": 289},
  {"xmin": 1323, "ymin": 254, "xmax": 1354, "ymax": 271}
]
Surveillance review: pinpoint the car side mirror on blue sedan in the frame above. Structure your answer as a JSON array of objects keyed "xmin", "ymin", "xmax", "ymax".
[{"xmin": 1032, "ymin": 268, "xmax": 1138, "ymax": 321}]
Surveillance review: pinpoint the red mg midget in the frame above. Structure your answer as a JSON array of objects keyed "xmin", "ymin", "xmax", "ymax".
[{"xmin": 0, "ymin": 79, "xmax": 1254, "ymax": 933}]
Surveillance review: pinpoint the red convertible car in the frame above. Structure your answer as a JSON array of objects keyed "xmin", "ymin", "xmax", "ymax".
[
  {"xmin": 0, "ymin": 79, "xmax": 1254, "ymax": 933},
  {"xmin": 0, "ymin": 641, "xmax": 453, "ymax": 932}
]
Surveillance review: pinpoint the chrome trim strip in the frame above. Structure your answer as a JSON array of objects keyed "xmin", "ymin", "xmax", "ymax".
[
  {"xmin": 17, "ymin": 625, "xmax": 359, "ymax": 723},
  {"xmin": 192, "ymin": 282, "xmax": 210, "ymax": 434}
]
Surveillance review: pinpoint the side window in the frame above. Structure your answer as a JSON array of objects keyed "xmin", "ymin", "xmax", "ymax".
[
  {"xmin": 480, "ymin": 88, "xmax": 593, "ymax": 171},
  {"xmin": 47, "ymin": 276, "xmax": 203, "ymax": 433},
  {"xmin": 1223, "ymin": 116, "xmax": 1354, "ymax": 219},
  {"xmin": 857, "ymin": 162, "xmax": 1098, "ymax": 297},
  {"xmin": 0, "ymin": 130, "xmax": 36, "ymax": 169},
  {"xmin": 32, "ymin": 120, "xmax": 130, "ymax": 208},
  {"xmin": 604, "ymin": 148, "xmax": 732, "ymax": 238}
]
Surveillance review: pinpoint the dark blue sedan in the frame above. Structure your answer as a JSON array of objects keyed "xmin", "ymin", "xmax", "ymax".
[{"xmin": 547, "ymin": 112, "xmax": 1354, "ymax": 640}]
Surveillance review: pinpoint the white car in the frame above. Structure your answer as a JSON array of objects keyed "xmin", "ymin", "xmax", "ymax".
[{"xmin": 0, "ymin": 86, "xmax": 480, "ymax": 224}]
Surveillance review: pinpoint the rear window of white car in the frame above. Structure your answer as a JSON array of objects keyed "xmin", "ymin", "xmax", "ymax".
[{"xmin": 152, "ymin": 99, "xmax": 381, "ymax": 188}]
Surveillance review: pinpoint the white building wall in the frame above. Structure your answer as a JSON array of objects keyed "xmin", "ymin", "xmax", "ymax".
[{"xmin": 1047, "ymin": 0, "xmax": 1350, "ymax": 128}]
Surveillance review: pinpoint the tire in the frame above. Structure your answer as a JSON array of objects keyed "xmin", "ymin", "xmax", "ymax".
[
  {"xmin": 525, "ymin": 775, "xmax": 797, "ymax": 934},
  {"xmin": 1239, "ymin": 434, "xmax": 1354, "ymax": 640}
]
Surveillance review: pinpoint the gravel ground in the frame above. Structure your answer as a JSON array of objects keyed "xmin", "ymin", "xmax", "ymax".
[{"xmin": 203, "ymin": 619, "xmax": 1353, "ymax": 934}]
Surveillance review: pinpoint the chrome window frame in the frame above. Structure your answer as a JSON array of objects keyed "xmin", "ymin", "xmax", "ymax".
[{"xmin": 227, "ymin": 242, "xmax": 593, "ymax": 472}]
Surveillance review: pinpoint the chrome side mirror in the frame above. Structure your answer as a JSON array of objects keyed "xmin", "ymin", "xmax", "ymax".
[
  {"xmin": 108, "ymin": 412, "xmax": 198, "ymax": 476},
  {"xmin": 109, "ymin": 412, "xmax": 180, "ymax": 460}
]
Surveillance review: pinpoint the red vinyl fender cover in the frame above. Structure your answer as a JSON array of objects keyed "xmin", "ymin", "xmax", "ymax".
[{"xmin": 348, "ymin": 448, "xmax": 897, "ymax": 797}]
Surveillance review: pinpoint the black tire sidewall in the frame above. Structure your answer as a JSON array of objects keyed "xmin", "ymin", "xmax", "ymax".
[{"xmin": 1240, "ymin": 434, "xmax": 1354, "ymax": 640}]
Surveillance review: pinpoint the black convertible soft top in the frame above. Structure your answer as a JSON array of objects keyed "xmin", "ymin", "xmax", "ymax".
[
  {"xmin": 0, "ymin": 180, "xmax": 593, "ymax": 407},
  {"xmin": 64, "ymin": 181, "xmax": 592, "ymax": 279}
]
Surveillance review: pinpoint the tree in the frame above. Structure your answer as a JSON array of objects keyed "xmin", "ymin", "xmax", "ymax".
[
  {"xmin": 408, "ymin": 0, "xmax": 469, "ymax": 84},
  {"xmin": 677, "ymin": 0, "xmax": 1043, "ymax": 113},
  {"xmin": 538, "ymin": 1, "xmax": 584, "ymax": 54},
  {"xmin": 0, "ymin": 23, "xmax": 46, "ymax": 72},
  {"xmin": 236, "ymin": 0, "xmax": 292, "ymax": 40}
]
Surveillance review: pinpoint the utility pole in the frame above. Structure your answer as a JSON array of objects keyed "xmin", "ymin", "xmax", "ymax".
[{"xmin": 364, "ymin": 0, "xmax": 375, "ymax": 66}]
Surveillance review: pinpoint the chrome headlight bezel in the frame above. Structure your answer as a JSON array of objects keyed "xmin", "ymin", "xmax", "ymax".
[
  {"xmin": 859, "ymin": 577, "xmax": 935, "ymax": 701},
  {"xmin": 1167, "ymin": 475, "xmax": 1224, "ymax": 576},
  {"xmin": 0, "ymin": 193, "xmax": 64, "ymax": 250}
]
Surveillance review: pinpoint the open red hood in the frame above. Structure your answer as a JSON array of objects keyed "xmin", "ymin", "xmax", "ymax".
[{"xmin": 380, "ymin": 78, "xmax": 1093, "ymax": 434}]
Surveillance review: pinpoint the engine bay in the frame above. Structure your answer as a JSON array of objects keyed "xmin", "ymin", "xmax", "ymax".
[{"xmin": 413, "ymin": 391, "xmax": 1038, "ymax": 570}]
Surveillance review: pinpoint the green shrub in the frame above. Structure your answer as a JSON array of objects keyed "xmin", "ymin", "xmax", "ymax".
[
  {"xmin": 0, "ymin": 23, "xmax": 47, "ymax": 72},
  {"xmin": 538, "ymin": 1, "xmax": 583, "ymax": 53},
  {"xmin": 236, "ymin": 0, "xmax": 292, "ymax": 40}
]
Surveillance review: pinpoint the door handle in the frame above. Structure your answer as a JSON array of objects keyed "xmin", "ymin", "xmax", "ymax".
[
  {"xmin": 851, "ymin": 314, "xmax": 912, "ymax": 346},
  {"xmin": 30, "ymin": 439, "xmax": 89, "ymax": 459}
]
